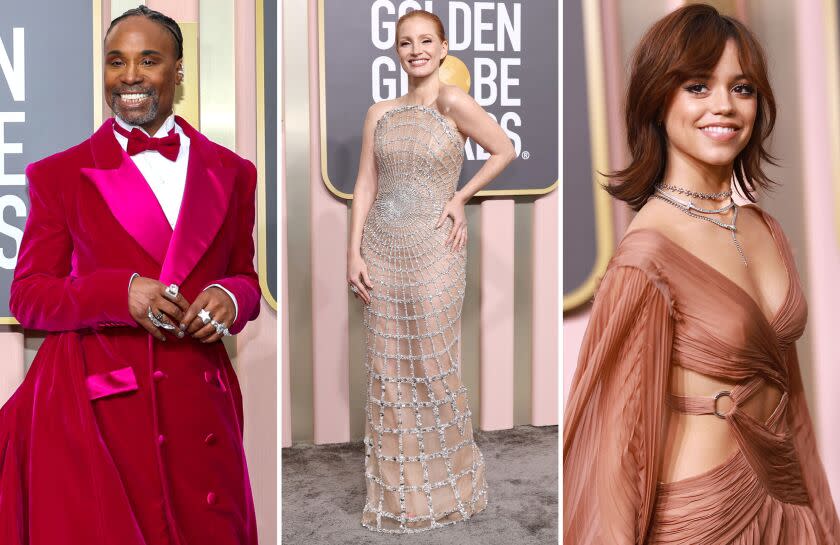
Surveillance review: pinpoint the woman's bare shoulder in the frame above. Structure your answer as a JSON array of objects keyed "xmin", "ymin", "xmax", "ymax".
[
  {"xmin": 615, "ymin": 198, "xmax": 698, "ymax": 264},
  {"xmin": 738, "ymin": 202, "xmax": 776, "ymax": 226},
  {"xmin": 366, "ymin": 99, "xmax": 400, "ymax": 125},
  {"xmin": 624, "ymin": 197, "xmax": 683, "ymax": 238},
  {"xmin": 435, "ymin": 84, "xmax": 471, "ymax": 114}
]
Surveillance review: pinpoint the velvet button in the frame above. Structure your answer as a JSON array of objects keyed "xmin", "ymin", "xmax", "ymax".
[
  {"xmin": 204, "ymin": 433, "xmax": 217, "ymax": 445},
  {"xmin": 157, "ymin": 434, "xmax": 166, "ymax": 445},
  {"xmin": 206, "ymin": 492, "xmax": 217, "ymax": 505},
  {"xmin": 153, "ymin": 370, "xmax": 166, "ymax": 382}
]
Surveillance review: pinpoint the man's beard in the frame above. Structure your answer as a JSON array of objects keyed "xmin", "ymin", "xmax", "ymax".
[{"xmin": 109, "ymin": 86, "xmax": 160, "ymax": 127}]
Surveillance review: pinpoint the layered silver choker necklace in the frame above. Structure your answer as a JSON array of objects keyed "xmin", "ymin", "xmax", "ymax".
[{"xmin": 652, "ymin": 183, "xmax": 748, "ymax": 267}]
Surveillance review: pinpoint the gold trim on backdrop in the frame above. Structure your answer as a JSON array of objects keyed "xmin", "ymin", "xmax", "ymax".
[
  {"xmin": 199, "ymin": 0, "xmax": 236, "ymax": 149},
  {"xmin": 562, "ymin": 0, "xmax": 615, "ymax": 311},
  {"xmin": 316, "ymin": 0, "xmax": 351, "ymax": 199},
  {"xmin": 316, "ymin": 0, "xmax": 558, "ymax": 200},
  {"xmin": 256, "ymin": 0, "xmax": 278, "ymax": 309},
  {"xmin": 175, "ymin": 22, "xmax": 200, "ymax": 128},
  {"xmin": 476, "ymin": 182, "xmax": 557, "ymax": 196},
  {"xmin": 826, "ymin": 0, "xmax": 840, "ymax": 244}
]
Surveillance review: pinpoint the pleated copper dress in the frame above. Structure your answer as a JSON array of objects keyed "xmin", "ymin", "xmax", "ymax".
[
  {"xmin": 564, "ymin": 207, "xmax": 840, "ymax": 544},
  {"xmin": 359, "ymin": 104, "xmax": 487, "ymax": 533}
]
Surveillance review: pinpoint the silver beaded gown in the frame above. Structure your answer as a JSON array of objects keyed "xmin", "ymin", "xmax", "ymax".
[{"xmin": 360, "ymin": 104, "xmax": 488, "ymax": 533}]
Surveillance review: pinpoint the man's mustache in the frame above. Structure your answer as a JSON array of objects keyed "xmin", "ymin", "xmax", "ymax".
[{"xmin": 111, "ymin": 87, "xmax": 157, "ymax": 97}]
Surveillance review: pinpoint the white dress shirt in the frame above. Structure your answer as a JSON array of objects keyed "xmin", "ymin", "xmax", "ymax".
[{"xmin": 117, "ymin": 114, "xmax": 238, "ymax": 321}]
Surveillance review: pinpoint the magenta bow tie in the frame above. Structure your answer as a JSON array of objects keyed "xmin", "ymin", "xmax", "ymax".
[{"xmin": 113, "ymin": 122, "xmax": 181, "ymax": 161}]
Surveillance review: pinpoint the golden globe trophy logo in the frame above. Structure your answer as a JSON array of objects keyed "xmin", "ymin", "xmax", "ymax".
[{"xmin": 321, "ymin": 0, "xmax": 557, "ymax": 197}]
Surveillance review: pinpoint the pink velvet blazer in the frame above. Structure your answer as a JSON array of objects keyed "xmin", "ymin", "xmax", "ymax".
[{"xmin": 0, "ymin": 117, "xmax": 261, "ymax": 545}]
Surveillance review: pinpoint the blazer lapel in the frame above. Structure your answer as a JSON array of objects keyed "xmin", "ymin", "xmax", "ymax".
[
  {"xmin": 81, "ymin": 119, "xmax": 172, "ymax": 264},
  {"xmin": 158, "ymin": 116, "xmax": 235, "ymax": 285}
]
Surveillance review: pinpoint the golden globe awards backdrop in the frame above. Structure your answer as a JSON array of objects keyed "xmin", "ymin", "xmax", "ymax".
[
  {"xmin": 0, "ymin": 3, "xmax": 95, "ymax": 322},
  {"xmin": 319, "ymin": 0, "xmax": 558, "ymax": 198}
]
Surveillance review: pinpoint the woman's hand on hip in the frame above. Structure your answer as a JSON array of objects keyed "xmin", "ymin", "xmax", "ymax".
[
  {"xmin": 436, "ymin": 195, "xmax": 468, "ymax": 252},
  {"xmin": 347, "ymin": 253, "xmax": 373, "ymax": 305},
  {"xmin": 181, "ymin": 287, "xmax": 236, "ymax": 343},
  {"xmin": 129, "ymin": 276, "xmax": 190, "ymax": 341}
]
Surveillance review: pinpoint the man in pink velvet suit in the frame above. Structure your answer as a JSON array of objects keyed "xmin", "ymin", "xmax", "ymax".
[{"xmin": 0, "ymin": 7, "xmax": 260, "ymax": 544}]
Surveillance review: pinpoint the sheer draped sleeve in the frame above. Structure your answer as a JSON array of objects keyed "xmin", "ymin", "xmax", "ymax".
[
  {"xmin": 564, "ymin": 264, "xmax": 674, "ymax": 545},
  {"xmin": 785, "ymin": 346, "xmax": 840, "ymax": 542}
]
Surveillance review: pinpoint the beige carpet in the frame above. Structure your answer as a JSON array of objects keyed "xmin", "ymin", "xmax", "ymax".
[{"xmin": 281, "ymin": 425, "xmax": 558, "ymax": 545}]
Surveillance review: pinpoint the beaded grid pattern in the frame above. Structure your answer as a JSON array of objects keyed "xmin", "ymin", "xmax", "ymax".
[{"xmin": 359, "ymin": 105, "xmax": 488, "ymax": 533}]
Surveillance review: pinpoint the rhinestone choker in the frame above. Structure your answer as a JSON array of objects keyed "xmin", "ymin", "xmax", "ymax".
[{"xmin": 657, "ymin": 183, "xmax": 732, "ymax": 201}]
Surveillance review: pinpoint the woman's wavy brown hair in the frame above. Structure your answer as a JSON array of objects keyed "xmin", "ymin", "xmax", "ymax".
[{"xmin": 607, "ymin": 4, "xmax": 776, "ymax": 210}]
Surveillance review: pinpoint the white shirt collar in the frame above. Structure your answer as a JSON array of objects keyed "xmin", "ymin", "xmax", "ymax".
[{"xmin": 114, "ymin": 113, "xmax": 177, "ymax": 138}]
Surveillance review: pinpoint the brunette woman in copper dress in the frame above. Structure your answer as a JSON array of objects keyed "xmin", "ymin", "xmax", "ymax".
[{"xmin": 564, "ymin": 5, "xmax": 840, "ymax": 544}]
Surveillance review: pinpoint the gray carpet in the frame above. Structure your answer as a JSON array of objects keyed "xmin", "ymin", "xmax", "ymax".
[{"xmin": 281, "ymin": 425, "xmax": 558, "ymax": 545}]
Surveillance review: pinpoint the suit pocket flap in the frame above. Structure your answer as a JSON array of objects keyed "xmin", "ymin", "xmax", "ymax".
[{"xmin": 86, "ymin": 366, "xmax": 138, "ymax": 401}]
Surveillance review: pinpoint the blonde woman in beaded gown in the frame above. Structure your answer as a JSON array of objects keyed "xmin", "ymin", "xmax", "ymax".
[{"xmin": 346, "ymin": 10, "xmax": 515, "ymax": 534}]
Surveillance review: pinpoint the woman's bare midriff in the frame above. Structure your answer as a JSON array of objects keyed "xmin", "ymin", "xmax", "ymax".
[{"xmin": 658, "ymin": 365, "xmax": 783, "ymax": 484}]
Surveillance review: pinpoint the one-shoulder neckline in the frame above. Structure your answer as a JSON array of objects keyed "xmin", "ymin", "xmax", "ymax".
[
  {"xmin": 374, "ymin": 104, "xmax": 465, "ymax": 146},
  {"xmin": 622, "ymin": 205, "xmax": 793, "ymax": 331}
]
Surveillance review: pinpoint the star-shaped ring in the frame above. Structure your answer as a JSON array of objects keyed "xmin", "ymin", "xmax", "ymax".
[{"xmin": 198, "ymin": 308, "xmax": 212, "ymax": 325}]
